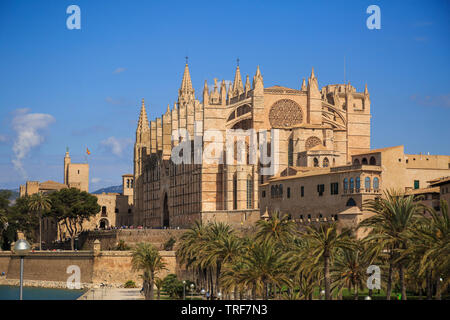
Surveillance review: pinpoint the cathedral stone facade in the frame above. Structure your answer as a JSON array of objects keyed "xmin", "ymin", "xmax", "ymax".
[{"xmin": 133, "ymin": 63, "xmax": 371, "ymax": 228}]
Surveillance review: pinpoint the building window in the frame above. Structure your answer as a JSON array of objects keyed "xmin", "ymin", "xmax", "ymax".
[
  {"xmin": 369, "ymin": 157, "xmax": 376, "ymax": 165},
  {"xmin": 313, "ymin": 157, "xmax": 319, "ymax": 167},
  {"xmin": 414, "ymin": 180, "xmax": 420, "ymax": 190},
  {"xmin": 323, "ymin": 157, "xmax": 329, "ymax": 168},
  {"xmin": 354, "ymin": 159, "xmax": 360, "ymax": 165},
  {"xmin": 346, "ymin": 198, "xmax": 356, "ymax": 207},
  {"xmin": 279, "ymin": 184, "xmax": 283, "ymax": 197},
  {"xmin": 262, "ymin": 190, "xmax": 266, "ymax": 198},
  {"xmin": 247, "ymin": 175, "xmax": 253, "ymax": 209},
  {"xmin": 317, "ymin": 184, "xmax": 324, "ymax": 196},
  {"xmin": 373, "ymin": 177, "xmax": 379, "ymax": 190},
  {"xmin": 130, "ymin": 179, "xmax": 133, "ymax": 188},
  {"xmin": 356, "ymin": 177, "xmax": 361, "ymax": 191},
  {"xmin": 287, "ymin": 187, "xmax": 291, "ymax": 198},
  {"xmin": 365, "ymin": 177, "xmax": 371, "ymax": 190},
  {"xmin": 271, "ymin": 185, "xmax": 275, "ymax": 198},
  {"xmin": 101, "ymin": 206, "xmax": 107, "ymax": 217},
  {"xmin": 288, "ymin": 138, "xmax": 294, "ymax": 166},
  {"xmin": 301, "ymin": 186, "xmax": 304, "ymax": 197},
  {"xmin": 350, "ymin": 178, "xmax": 354, "ymax": 191},
  {"xmin": 331, "ymin": 182, "xmax": 339, "ymax": 195},
  {"xmin": 344, "ymin": 178, "xmax": 348, "ymax": 191},
  {"xmin": 362, "ymin": 158, "xmax": 368, "ymax": 165},
  {"xmin": 114, "ymin": 208, "xmax": 118, "ymax": 213}
]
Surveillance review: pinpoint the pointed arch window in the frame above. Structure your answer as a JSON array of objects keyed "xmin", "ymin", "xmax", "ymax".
[
  {"xmin": 365, "ymin": 177, "xmax": 371, "ymax": 191},
  {"xmin": 323, "ymin": 157, "xmax": 329, "ymax": 168},
  {"xmin": 373, "ymin": 177, "xmax": 379, "ymax": 190},
  {"xmin": 247, "ymin": 175, "xmax": 253, "ymax": 209},
  {"xmin": 356, "ymin": 177, "xmax": 361, "ymax": 191},
  {"xmin": 313, "ymin": 157, "xmax": 319, "ymax": 167},
  {"xmin": 288, "ymin": 138, "xmax": 294, "ymax": 166},
  {"xmin": 344, "ymin": 178, "xmax": 348, "ymax": 191},
  {"xmin": 350, "ymin": 178, "xmax": 354, "ymax": 191}
]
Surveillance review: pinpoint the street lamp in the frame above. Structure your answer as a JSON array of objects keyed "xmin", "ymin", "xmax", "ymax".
[
  {"xmin": 13, "ymin": 239, "xmax": 31, "ymax": 300},
  {"xmin": 190, "ymin": 283, "xmax": 195, "ymax": 300},
  {"xmin": 182, "ymin": 280, "xmax": 186, "ymax": 300},
  {"xmin": 217, "ymin": 292, "xmax": 222, "ymax": 300},
  {"xmin": 200, "ymin": 289, "xmax": 206, "ymax": 300},
  {"xmin": 364, "ymin": 296, "xmax": 372, "ymax": 300},
  {"xmin": 320, "ymin": 290, "xmax": 325, "ymax": 300}
]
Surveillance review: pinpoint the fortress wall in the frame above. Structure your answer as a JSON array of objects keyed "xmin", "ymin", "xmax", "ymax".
[
  {"xmin": 0, "ymin": 253, "xmax": 11, "ymax": 274},
  {"xmin": 83, "ymin": 229, "xmax": 187, "ymax": 251},
  {"xmin": 92, "ymin": 251, "xmax": 178, "ymax": 286},
  {"xmin": 1, "ymin": 250, "xmax": 183, "ymax": 288},
  {"xmin": 6, "ymin": 251, "xmax": 94, "ymax": 283}
]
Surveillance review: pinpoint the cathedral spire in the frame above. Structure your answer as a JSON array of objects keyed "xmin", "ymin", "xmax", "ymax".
[
  {"xmin": 137, "ymin": 98, "xmax": 150, "ymax": 132},
  {"xmin": 301, "ymin": 78, "xmax": 307, "ymax": 91},
  {"xmin": 245, "ymin": 75, "xmax": 251, "ymax": 92},
  {"xmin": 203, "ymin": 79, "xmax": 209, "ymax": 103},
  {"xmin": 232, "ymin": 62, "xmax": 244, "ymax": 96},
  {"xmin": 364, "ymin": 83, "xmax": 369, "ymax": 95},
  {"xmin": 178, "ymin": 61, "xmax": 195, "ymax": 103}
]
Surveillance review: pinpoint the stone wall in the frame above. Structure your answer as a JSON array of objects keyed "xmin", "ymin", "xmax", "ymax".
[
  {"xmin": 0, "ymin": 249, "xmax": 182, "ymax": 289},
  {"xmin": 82, "ymin": 229, "xmax": 187, "ymax": 251}
]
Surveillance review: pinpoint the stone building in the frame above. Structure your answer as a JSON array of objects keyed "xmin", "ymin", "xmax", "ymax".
[
  {"xmin": 133, "ymin": 63, "xmax": 371, "ymax": 229},
  {"xmin": 259, "ymin": 145, "xmax": 450, "ymax": 236},
  {"xmin": 19, "ymin": 151, "xmax": 134, "ymax": 246}
]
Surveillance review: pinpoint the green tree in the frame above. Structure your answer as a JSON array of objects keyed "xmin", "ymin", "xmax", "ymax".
[
  {"xmin": 132, "ymin": 242, "xmax": 167, "ymax": 300},
  {"xmin": 255, "ymin": 211, "xmax": 296, "ymax": 246},
  {"xmin": 360, "ymin": 189, "xmax": 422, "ymax": 300},
  {"xmin": 28, "ymin": 192, "xmax": 51, "ymax": 250},
  {"xmin": 162, "ymin": 274, "xmax": 184, "ymax": 299},
  {"xmin": 301, "ymin": 223, "xmax": 352, "ymax": 300},
  {"xmin": 48, "ymin": 188, "xmax": 100, "ymax": 250}
]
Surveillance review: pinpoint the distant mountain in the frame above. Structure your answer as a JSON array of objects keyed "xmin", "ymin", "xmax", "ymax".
[
  {"xmin": 91, "ymin": 185, "xmax": 122, "ymax": 194},
  {"xmin": 0, "ymin": 189, "xmax": 20, "ymax": 201}
]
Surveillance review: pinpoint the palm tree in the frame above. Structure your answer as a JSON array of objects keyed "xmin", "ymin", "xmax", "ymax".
[
  {"xmin": 237, "ymin": 240, "xmax": 290, "ymax": 299},
  {"xmin": 132, "ymin": 242, "xmax": 167, "ymax": 300},
  {"xmin": 331, "ymin": 240, "xmax": 374, "ymax": 300},
  {"xmin": 154, "ymin": 277, "xmax": 164, "ymax": 300},
  {"xmin": 410, "ymin": 200, "xmax": 450, "ymax": 300},
  {"xmin": 301, "ymin": 223, "xmax": 352, "ymax": 300},
  {"xmin": 255, "ymin": 211, "xmax": 296, "ymax": 246},
  {"xmin": 360, "ymin": 189, "xmax": 422, "ymax": 300},
  {"xmin": 28, "ymin": 192, "xmax": 51, "ymax": 250}
]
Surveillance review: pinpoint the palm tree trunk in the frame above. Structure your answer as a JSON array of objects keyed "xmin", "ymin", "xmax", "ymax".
[
  {"xmin": 399, "ymin": 265, "xmax": 407, "ymax": 300},
  {"xmin": 435, "ymin": 277, "xmax": 441, "ymax": 300},
  {"xmin": 426, "ymin": 272, "xmax": 432, "ymax": 300},
  {"xmin": 324, "ymin": 255, "xmax": 331, "ymax": 300},
  {"xmin": 39, "ymin": 215, "xmax": 42, "ymax": 251},
  {"xmin": 149, "ymin": 271, "xmax": 155, "ymax": 300},
  {"xmin": 251, "ymin": 282, "xmax": 256, "ymax": 300},
  {"xmin": 354, "ymin": 283, "xmax": 359, "ymax": 300},
  {"xmin": 263, "ymin": 281, "xmax": 268, "ymax": 300},
  {"xmin": 386, "ymin": 263, "xmax": 393, "ymax": 300},
  {"xmin": 234, "ymin": 286, "xmax": 238, "ymax": 300}
]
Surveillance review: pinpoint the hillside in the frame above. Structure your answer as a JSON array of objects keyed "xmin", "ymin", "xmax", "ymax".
[{"xmin": 91, "ymin": 185, "xmax": 122, "ymax": 194}]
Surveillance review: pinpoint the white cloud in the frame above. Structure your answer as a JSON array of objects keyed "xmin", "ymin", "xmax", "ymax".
[
  {"xmin": 11, "ymin": 109, "xmax": 55, "ymax": 178},
  {"xmin": 113, "ymin": 67, "xmax": 126, "ymax": 74},
  {"xmin": 100, "ymin": 136, "xmax": 132, "ymax": 157},
  {"xmin": 411, "ymin": 94, "xmax": 450, "ymax": 109},
  {"xmin": 91, "ymin": 177, "xmax": 101, "ymax": 183}
]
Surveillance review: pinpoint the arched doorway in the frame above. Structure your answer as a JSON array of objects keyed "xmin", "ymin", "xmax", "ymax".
[
  {"xmin": 163, "ymin": 193, "xmax": 169, "ymax": 227},
  {"xmin": 99, "ymin": 218, "xmax": 109, "ymax": 229}
]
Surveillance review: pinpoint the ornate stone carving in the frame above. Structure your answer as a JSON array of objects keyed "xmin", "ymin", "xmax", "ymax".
[
  {"xmin": 269, "ymin": 99, "xmax": 303, "ymax": 128},
  {"xmin": 305, "ymin": 136, "xmax": 322, "ymax": 150}
]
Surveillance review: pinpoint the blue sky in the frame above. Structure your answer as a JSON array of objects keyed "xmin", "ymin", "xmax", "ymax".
[{"xmin": 0, "ymin": 0, "xmax": 449, "ymax": 190}]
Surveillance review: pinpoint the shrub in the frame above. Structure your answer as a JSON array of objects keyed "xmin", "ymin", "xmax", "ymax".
[
  {"xmin": 163, "ymin": 237, "xmax": 176, "ymax": 251},
  {"xmin": 124, "ymin": 280, "xmax": 137, "ymax": 288},
  {"xmin": 115, "ymin": 240, "xmax": 131, "ymax": 251}
]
